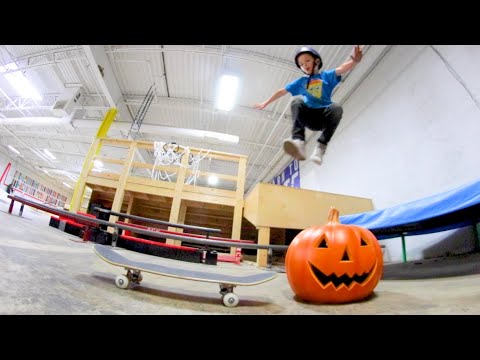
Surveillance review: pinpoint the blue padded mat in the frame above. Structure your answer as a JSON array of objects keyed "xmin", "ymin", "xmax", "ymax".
[{"xmin": 340, "ymin": 179, "xmax": 480, "ymax": 238}]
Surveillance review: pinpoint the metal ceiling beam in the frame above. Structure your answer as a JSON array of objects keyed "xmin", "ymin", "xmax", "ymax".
[
  {"xmin": 82, "ymin": 45, "xmax": 132, "ymax": 123},
  {"xmin": 6, "ymin": 46, "xmax": 79, "ymax": 63},
  {"xmin": 124, "ymin": 97, "xmax": 292, "ymax": 124},
  {"xmin": 333, "ymin": 45, "xmax": 392, "ymax": 104},
  {"xmin": 106, "ymin": 46, "xmax": 298, "ymax": 73}
]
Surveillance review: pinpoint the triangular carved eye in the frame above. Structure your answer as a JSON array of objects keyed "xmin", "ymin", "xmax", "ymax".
[
  {"xmin": 318, "ymin": 237, "xmax": 328, "ymax": 248},
  {"xmin": 361, "ymin": 238, "xmax": 368, "ymax": 246}
]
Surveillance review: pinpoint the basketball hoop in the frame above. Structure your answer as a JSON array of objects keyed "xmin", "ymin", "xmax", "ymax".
[
  {"xmin": 151, "ymin": 142, "xmax": 209, "ymax": 185},
  {"xmin": 153, "ymin": 142, "xmax": 183, "ymax": 165},
  {"xmin": 185, "ymin": 149, "xmax": 210, "ymax": 186},
  {"xmin": 152, "ymin": 142, "xmax": 183, "ymax": 182}
]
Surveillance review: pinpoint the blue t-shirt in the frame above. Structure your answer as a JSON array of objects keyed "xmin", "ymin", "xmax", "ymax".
[{"xmin": 285, "ymin": 69, "xmax": 341, "ymax": 108}]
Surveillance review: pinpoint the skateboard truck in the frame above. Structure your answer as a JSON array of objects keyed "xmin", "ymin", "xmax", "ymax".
[
  {"xmin": 267, "ymin": 248, "xmax": 273, "ymax": 268},
  {"xmin": 111, "ymin": 230, "xmax": 119, "ymax": 247},
  {"xmin": 115, "ymin": 268, "xmax": 144, "ymax": 289}
]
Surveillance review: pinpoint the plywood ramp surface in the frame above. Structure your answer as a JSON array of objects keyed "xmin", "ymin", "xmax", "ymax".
[{"xmin": 244, "ymin": 183, "xmax": 373, "ymax": 230}]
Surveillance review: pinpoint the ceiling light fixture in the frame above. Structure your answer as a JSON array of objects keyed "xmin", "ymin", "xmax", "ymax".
[
  {"xmin": 215, "ymin": 74, "xmax": 239, "ymax": 111},
  {"xmin": 43, "ymin": 149, "xmax": 56, "ymax": 160},
  {"xmin": 0, "ymin": 62, "xmax": 42, "ymax": 102},
  {"xmin": 202, "ymin": 130, "xmax": 239, "ymax": 143},
  {"xmin": 66, "ymin": 174, "xmax": 78, "ymax": 182},
  {"xmin": 32, "ymin": 149, "xmax": 52, "ymax": 162},
  {"xmin": 7, "ymin": 145, "xmax": 20, "ymax": 155}
]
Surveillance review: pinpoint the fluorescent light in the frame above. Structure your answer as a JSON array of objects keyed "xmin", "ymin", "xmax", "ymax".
[
  {"xmin": 32, "ymin": 149, "xmax": 52, "ymax": 162},
  {"xmin": 43, "ymin": 169, "xmax": 49, "ymax": 174},
  {"xmin": 0, "ymin": 62, "xmax": 42, "ymax": 102},
  {"xmin": 62, "ymin": 182, "xmax": 72, "ymax": 188},
  {"xmin": 203, "ymin": 131, "xmax": 239, "ymax": 143},
  {"xmin": 215, "ymin": 74, "xmax": 239, "ymax": 111},
  {"xmin": 7, "ymin": 145, "xmax": 20, "ymax": 154},
  {"xmin": 43, "ymin": 149, "xmax": 56, "ymax": 160}
]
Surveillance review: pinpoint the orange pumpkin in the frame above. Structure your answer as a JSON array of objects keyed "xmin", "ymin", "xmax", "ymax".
[{"xmin": 285, "ymin": 207, "xmax": 383, "ymax": 304}]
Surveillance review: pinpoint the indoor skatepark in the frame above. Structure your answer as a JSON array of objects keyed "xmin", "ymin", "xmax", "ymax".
[
  {"xmin": 3, "ymin": 190, "xmax": 480, "ymax": 315},
  {"xmin": 2, "ymin": 45, "xmax": 480, "ymax": 315}
]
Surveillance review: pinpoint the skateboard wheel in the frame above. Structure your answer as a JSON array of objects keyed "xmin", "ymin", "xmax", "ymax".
[
  {"xmin": 222, "ymin": 293, "xmax": 239, "ymax": 307},
  {"xmin": 115, "ymin": 274, "xmax": 129, "ymax": 289}
]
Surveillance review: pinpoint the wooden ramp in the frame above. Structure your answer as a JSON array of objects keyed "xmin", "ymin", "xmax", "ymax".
[{"xmin": 244, "ymin": 183, "xmax": 374, "ymax": 267}]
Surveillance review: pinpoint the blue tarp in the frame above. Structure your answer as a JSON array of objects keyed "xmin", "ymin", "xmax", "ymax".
[{"xmin": 339, "ymin": 179, "xmax": 480, "ymax": 238}]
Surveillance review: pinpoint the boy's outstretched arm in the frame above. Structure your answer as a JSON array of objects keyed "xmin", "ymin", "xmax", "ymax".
[
  {"xmin": 254, "ymin": 88, "xmax": 288, "ymax": 110},
  {"xmin": 335, "ymin": 45, "xmax": 363, "ymax": 76}
]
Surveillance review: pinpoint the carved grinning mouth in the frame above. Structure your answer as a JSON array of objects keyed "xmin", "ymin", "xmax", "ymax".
[{"xmin": 309, "ymin": 262, "xmax": 376, "ymax": 288}]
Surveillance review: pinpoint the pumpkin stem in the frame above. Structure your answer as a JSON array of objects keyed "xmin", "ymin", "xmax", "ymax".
[{"xmin": 327, "ymin": 207, "xmax": 340, "ymax": 224}]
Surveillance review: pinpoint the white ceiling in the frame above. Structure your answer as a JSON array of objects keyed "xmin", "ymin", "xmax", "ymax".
[{"xmin": 0, "ymin": 45, "xmax": 382, "ymax": 195}]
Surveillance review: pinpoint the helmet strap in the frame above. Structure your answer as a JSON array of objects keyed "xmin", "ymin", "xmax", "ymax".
[
  {"xmin": 306, "ymin": 75, "xmax": 312, "ymax": 90},
  {"xmin": 305, "ymin": 58, "xmax": 323, "ymax": 89}
]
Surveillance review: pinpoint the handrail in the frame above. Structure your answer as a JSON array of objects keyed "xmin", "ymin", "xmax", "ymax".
[
  {"xmin": 94, "ymin": 207, "xmax": 222, "ymax": 234},
  {"xmin": 7, "ymin": 195, "xmax": 288, "ymax": 251}
]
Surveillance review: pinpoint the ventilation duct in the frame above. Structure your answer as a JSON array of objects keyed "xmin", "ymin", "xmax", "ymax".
[{"xmin": 51, "ymin": 86, "xmax": 83, "ymax": 117}]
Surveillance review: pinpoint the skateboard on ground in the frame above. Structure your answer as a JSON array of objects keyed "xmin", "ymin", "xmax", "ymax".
[{"xmin": 93, "ymin": 244, "xmax": 278, "ymax": 307}]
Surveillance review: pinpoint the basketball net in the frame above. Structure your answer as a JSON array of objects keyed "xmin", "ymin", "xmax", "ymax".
[{"xmin": 152, "ymin": 142, "xmax": 210, "ymax": 185}]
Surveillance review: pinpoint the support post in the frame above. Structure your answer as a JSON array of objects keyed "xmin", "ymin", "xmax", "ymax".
[
  {"xmin": 69, "ymin": 108, "xmax": 118, "ymax": 212},
  {"xmin": 401, "ymin": 233, "xmax": 407, "ymax": 263},
  {"xmin": 257, "ymin": 226, "xmax": 270, "ymax": 268},
  {"xmin": 8, "ymin": 198, "xmax": 14, "ymax": 214},
  {"xmin": 473, "ymin": 222, "xmax": 480, "ymax": 252}
]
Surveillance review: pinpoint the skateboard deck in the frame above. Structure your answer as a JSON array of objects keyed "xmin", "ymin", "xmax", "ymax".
[{"xmin": 93, "ymin": 244, "xmax": 277, "ymax": 307}]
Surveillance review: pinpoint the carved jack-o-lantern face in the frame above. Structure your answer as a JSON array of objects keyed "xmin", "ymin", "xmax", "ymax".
[{"xmin": 285, "ymin": 207, "xmax": 383, "ymax": 304}]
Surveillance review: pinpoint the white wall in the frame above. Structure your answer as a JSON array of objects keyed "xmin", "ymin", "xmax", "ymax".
[{"xmin": 300, "ymin": 45, "xmax": 480, "ymax": 262}]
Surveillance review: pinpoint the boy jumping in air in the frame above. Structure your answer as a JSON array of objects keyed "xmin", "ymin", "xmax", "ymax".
[{"xmin": 254, "ymin": 45, "xmax": 363, "ymax": 165}]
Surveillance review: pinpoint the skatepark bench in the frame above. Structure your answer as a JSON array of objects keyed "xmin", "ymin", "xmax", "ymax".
[{"xmin": 340, "ymin": 179, "xmax": 480, "ymax": 262}]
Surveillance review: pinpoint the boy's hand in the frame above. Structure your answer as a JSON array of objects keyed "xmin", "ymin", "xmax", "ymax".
[
  {"xmin": 254, "ymin": 102, "xmax": 267, "ymax": 110},
  {"xmin": 350, "ymin": 45, "xmax": 363, "ymax": 63}
]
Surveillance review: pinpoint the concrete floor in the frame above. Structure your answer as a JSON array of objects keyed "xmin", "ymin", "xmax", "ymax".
[{"xmin": 2, "ymin": 196, "xmax": 480, "ymax": 315}]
